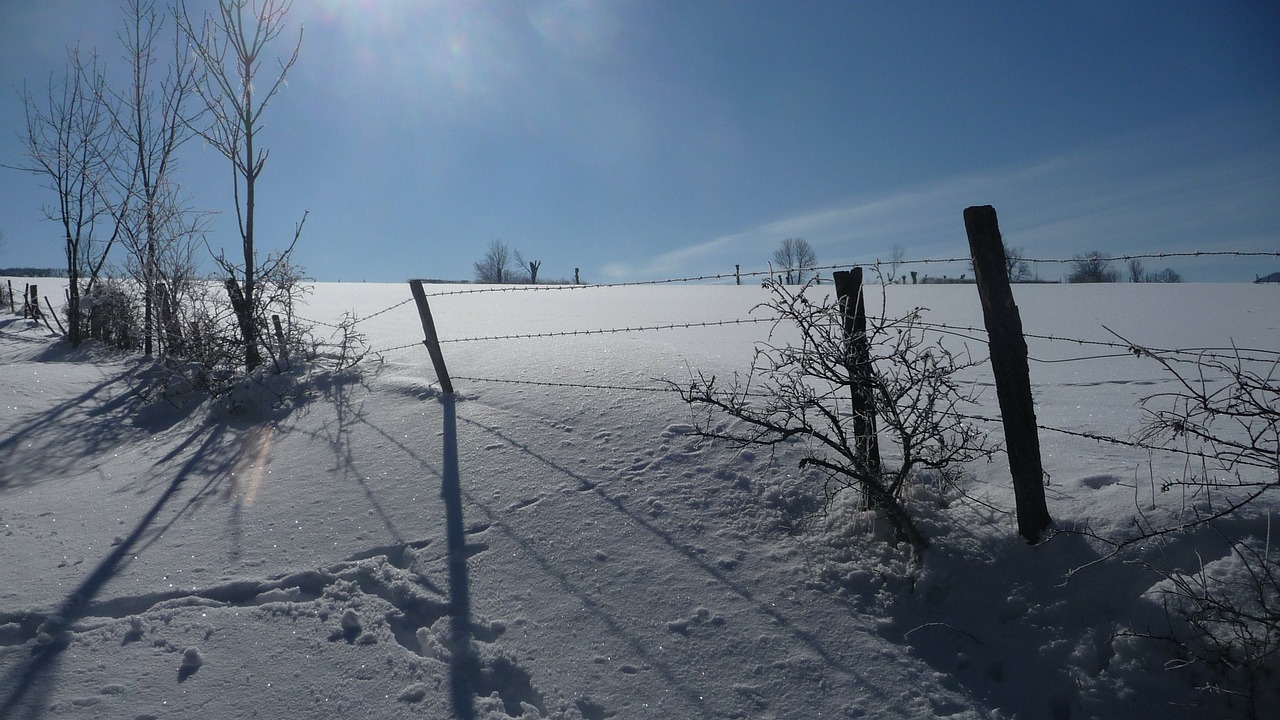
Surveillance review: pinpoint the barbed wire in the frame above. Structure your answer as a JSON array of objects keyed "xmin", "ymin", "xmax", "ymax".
[
  {"xmin": 296, "ymin": 296, "xmax": 415, "ymax": 331},
  {"xmin": 369, "ymin": 340, "xmax": 425, "ymax": 355},
  {"xmin": 407, "ymin": 250, "xmax": 1278, "ymax": 299},
  {"xmin": 453, "ymin": 375, "xmax": 682, "ymax": 394},
  {"xmin": 358, "ymin": 297, "xmax": 415, "ymax": 323},
  {"xmin": 914, "ymin": 320, "xmax": 1280, "ymax": 363},
  {"xmin": 1018, "ymin": 250, "xmax": 1280, "ymax": 265},
  {"xmin": 437, "ymin": 316, "xmax": 775, "ymax": 344},
  {"xmin": 294, "ymin": 314, "xmax": 345, "ymax": 329},
  {"xmin": 941, "ymin": 412, "xmax": 1277, "ymax": 471}
]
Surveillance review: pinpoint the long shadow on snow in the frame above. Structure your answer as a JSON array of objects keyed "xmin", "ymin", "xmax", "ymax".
[
  {"xmin": 304, "ymin": 366, "xmax": 407, "ymax": 545},
  {"xmin": 0, "ymin": 422, "xmax": 236, "ymax": 720},
  {"xmin": 457, "ymin": 411, "xmax": 896, "ymax": 715},
  {"xmin": 252, "ymin": 373, "xmax": 488, "ymax": 718}
]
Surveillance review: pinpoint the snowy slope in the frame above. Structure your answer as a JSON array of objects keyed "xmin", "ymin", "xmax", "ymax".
[{"xmin": 1, "ymin": 281, "xmax": 1277, "ymax": 719}]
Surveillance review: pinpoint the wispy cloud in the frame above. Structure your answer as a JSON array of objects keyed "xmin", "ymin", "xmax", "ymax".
[{"xmin": 613, "ymin": 113, "xmax": 1279, "ymax": 282}]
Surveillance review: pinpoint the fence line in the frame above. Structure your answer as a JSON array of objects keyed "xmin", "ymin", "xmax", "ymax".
[
  {"xmin": 914, "ymin": 320, "xmax": 1280, "ymax": 363},
  {"xmin": 294, "ymin": 248, "xmax": 1277, "ymax": 342},
  {"xmin": 1019, "ymin": 250, "xmax": 1280, "ymax": 264},
  {"xmin": 438, "ymin": 317, "xmax": 774, "ymax": 345},
  {"xmin": 398, "ymin": 249, "xmax": 1280, "ymax": 300},
  {"xmin": 404, "ymin": 371, "xmax": 1264, "ymax": 472},
  {"xmin": 452, "ymin": 376, "xmax": 683, "ymax": 394}
]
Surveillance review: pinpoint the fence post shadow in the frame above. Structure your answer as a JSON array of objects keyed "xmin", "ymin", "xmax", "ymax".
[{"xmin": 440, "ymin": 394, "xmax": 476, "ymax": 720}]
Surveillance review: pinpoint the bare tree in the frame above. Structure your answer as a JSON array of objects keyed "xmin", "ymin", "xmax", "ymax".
[
  {"xmin": 773, "ymin": 238, "xmax": 817, "ymax": 284},
  {"xmin": 1004, "ymin": 243, "xmax": 1032, "ymax": 282},
  {"xmin": 110, "ymin": 0, "xmax": 204, "ymax": 356},
  {"xmin": 179, "ymin": 0, "xmax": 302, "ymax": 371},
  {"xmin": 1127, "ymin": 257, "xmax": 1145, "ymax": 283},
  {"xmin": 676, "ymin": 279, "xmax": 994, "ymax": 559},
  {"xmin": 474, "ymin": 239, "xmax": 514, "ymax": 283},
  {"xmin": 511, "ymin": 248, "xmax": 538, "ymax": 284},
  {"xmin": 883, "ymin": 242, "xmax": 906, "ymax": 284},
  {"xmin": 13, "ymin": 48, "xmax": 123, "ymax": 346},
  {"xmin": 968, "ymin": 240, "xmax": 1031, "ymax": 282},
  {"xmin": 1086, "ymin": 334, "xmax": 1279, "ymax": 712},
  {"xmin": 1146, "ymin": 267, "xmax": 1183, "ymax": 283},
  {"xmin": 1067, "ymin": 251, "xmax": 1121, "ymax": 283}
]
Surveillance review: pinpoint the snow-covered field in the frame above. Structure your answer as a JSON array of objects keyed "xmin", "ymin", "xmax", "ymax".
[{"xmin": 1, "ymin": 280, "xmax": 1276, "ymax": 719}]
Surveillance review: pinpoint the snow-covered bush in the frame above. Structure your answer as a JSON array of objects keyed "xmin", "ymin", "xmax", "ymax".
[
  {"xmin": 82, "ymin": 280, "xmax": 141, "ymax": 351},
  {"xmin": 1128, "ymin": 532, "xmax": 1280, "ymax": 719},
  {"xmin": 677, "ymin": 277, "xmax": 994, "ymax": 560}
]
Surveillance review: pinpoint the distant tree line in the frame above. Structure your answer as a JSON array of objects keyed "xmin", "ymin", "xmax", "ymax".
[
  {"xmin": 473, "ymin": 239, "xmax": 578, "ymax": 284},
  {"xmin": 0, "ymin": 268, "xmax": 68, "ymax": 278},
  {"xmin": 1068, "ymin": 252, "xmax": 1182, "ymax": 283}
]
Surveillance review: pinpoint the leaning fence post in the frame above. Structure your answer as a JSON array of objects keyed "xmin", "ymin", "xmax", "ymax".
[
  {"xmin": 832, "ymin": 267, "xmax": 881, "ymax": 475},
  {"xmin": 964, "ymin": 205, "xmax": 1052, "ymax": 543},
  {"xmin": 44, "ymin": 298, "xmax": 66, "ymax": 335},
  {"xmin": 409, "ymin": 280, "xmax": 454, "ymax": 394},
  {"xmin": 7, "ymin": 280, "xmax": 14, "ymax": 313}
]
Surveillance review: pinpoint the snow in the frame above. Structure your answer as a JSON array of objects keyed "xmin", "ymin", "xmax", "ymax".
[{"xmin": 1, "ymin": 280, "xmax": 1277, "ymax": 719}]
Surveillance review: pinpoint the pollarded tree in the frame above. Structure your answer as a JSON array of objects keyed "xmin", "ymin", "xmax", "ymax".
[
  {"xmin": 773, "ymin": 237, "xmax": 817, "ymax": 284},
  {"xmin": 1067, "ymin": 251, "xmax": 1121, "ymax": 283},
  {"xmin": 179, "ymin": 0, "xmax": 303, "ymax": 371}
]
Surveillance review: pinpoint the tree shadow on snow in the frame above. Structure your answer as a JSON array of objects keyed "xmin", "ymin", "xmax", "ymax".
[
  {"xmin": 0, "ymin": 352, "xmax": 200, "ymax": 493},
  {"xmin": 0, "ymin": 421, "xmax": 238, "ymax": 719}
]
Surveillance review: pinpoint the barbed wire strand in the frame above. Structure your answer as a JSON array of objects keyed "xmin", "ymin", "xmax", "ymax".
[
  {"xmin": 915, "ymin": 320, "xmax": 1280, "ymax": 363},
  {"xmin": 453, "ymin": 376, "xmax": 681, "ymax": 394},
  {"xmin": 411, "ymin": 250, "xmax": 1279, "ymax": 299},
  {"xmin": 297, "ymin": 296, "xmax": 416, "ymax": 331},
  {"xmin": 437, "ymin": 316, "xmax": 775, "ymax": 344}
]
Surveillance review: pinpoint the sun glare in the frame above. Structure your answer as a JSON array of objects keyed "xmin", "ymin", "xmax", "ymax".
[{"xmin": 302, "ymin": 0, "xmax": 624, "ymax": 127}]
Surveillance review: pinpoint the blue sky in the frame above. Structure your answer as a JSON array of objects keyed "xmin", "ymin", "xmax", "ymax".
[{"xmin": 1, "ymin": 0, "xmax": 1277, "ymax": 283}]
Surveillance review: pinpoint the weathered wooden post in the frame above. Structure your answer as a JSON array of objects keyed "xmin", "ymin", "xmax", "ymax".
[
  {"xmin": 574, "ymin": 268, "xmax": 580, "ymax": 285},
  {"xmin": 735, "ymin": 264, "xmax": 741, "ymax": 285},
  {"xmin": 408, "ymin": 280, "xmax": 454, "ymax": 394},
  {"xmin": 964, "ymin": 205, "xmax": 1052, "ymax": 543},
  {"xmin": 832, "ymin": 268, "xmax": 882, "ymax": 475},
  {"xmin": 7, "ymin": 280, "xmax": 14, "ymax": 313},
  {"xmin": 44, "ymin": 298, "xmax": 66, "ymax": 335},
  {"xmin": 271, "ymin": 314, "xmax": 289, "ymax": 370}
]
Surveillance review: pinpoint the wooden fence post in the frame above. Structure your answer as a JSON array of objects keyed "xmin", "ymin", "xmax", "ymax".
[
  {"xmin": 735, "ymin": 264, "xmax": 741, "ymax": 285},
  {"xmin": 832, "ymin": 267, "xmax": 882, "ymax": 475},
  {"xmin": 7, "ymin": 280, "xmax": 14, "ymax": 313},
  {"xmin": 271, "ymin": 314, "xmax": 289, "ymax": 370},
  {"xmin": 409, "ymin": 280, "xmax": 454, "ymax": 394},
  {"xmin": 964, "ymin": 205, "xmax": 1052, "ymax": 543},
  {"xmin": 44, "ymin": 298, "xmax": 66, "ymax": 335}
]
